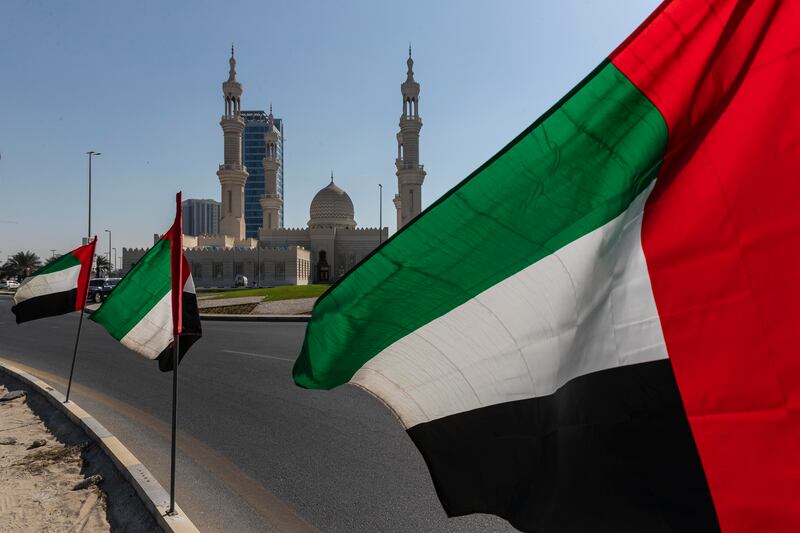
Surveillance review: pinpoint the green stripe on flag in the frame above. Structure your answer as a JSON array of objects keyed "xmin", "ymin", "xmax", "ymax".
[
  {"xmin": 90, "ymin": 238, "xmax": 172, "ymax": 340},
  {"xmin": 32, "ymin": 251, "xmax": 81, "ymax": 276},
  {"xmin": 294, "ymin": 61, "xmax": 668, "ymax": 389}
]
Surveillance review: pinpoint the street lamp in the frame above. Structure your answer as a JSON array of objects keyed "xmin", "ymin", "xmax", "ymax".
[
  {"xmin": 112, "ymin": 247, "xmax": 117, "ymax": 273},
  {"xmin": 105, "ymin": 229, "xmax": 112, "ymax": 275},
  {"xmin": 50, "ymin": 249, "xmax": 57, "ymax": 258},
  {"xmin": 86, "ymin": 151, "xmax": 101, "ymax": 240},
  {"xmin": 378, "ymin": 183, "xmax": 383, "ymax": 244}
]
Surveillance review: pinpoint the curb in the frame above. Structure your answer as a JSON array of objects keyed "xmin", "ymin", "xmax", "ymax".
[
  {"xmin": 199, "ymin": 313, "xmax": 310, "ymax": 322},
  {"xmin": 84, "ymin": 304, "xmax": 310, "ymax": 322},
  {"xmin": 0, "ymin": 362, "xmax": 199, "ymax": 533}
]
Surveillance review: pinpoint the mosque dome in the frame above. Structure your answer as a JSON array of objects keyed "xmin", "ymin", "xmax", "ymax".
[{"xmin": 308, "ymin": 175, "xmax": 356, "ymax": 229}]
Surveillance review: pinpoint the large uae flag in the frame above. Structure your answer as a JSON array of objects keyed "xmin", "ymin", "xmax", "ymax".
[
  {"xmin": 91, "ymin": 193, "xmax": 201, "ymax": 371},
  {"xmin": 11, "ymin": 240, "xmax": 96, "ymax": 324},
  {"xmin": 293, "ymin": 1, "xmax": 800, "ymax": 531}
]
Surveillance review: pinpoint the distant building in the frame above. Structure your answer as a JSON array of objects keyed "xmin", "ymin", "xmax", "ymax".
[
  {"xmin": 182, "ymin": 198, "xmax": 220, "ymax": 236},
  {"xmin": 242, "ymin": 109, "xmax": 284, "ymax": 238},
  {"xmin": 123, "ymin": 46, "xmax": 424, "ymax": 287}
]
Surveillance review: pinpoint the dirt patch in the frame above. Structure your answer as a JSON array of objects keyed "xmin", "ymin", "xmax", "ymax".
[
  {"xmin": 0, "ymin": 373, "xmax": 159, "ymax": 532},
  {"xmin": 201, "ymin": 302, "xmax": 259, "ymax": 315}
]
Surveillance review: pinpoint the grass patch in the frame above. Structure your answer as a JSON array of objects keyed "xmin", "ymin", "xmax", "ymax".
[
  {"xmin": 200, "ymin": 284, "xmax": 329, "ymax": 302},
  {"xmin": 202, "ymin": 302, "xmax": 259, "ymax": 315}
]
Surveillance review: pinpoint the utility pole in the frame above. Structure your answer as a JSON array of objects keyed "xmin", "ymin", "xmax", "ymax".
[
  {"xmin": 379, "ymin": 183, "xmax": 383, "ymax": 244},
  {"xmin": 86, "ymin": 151, "xmax": 101, "ymax": 240},
  {"xmin": 105, "ymin": 229, "xmax": 112, "ymax": 276}
]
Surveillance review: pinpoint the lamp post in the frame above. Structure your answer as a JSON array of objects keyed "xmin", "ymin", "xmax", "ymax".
[
  {"xmin": 378, "ymin": 183, "xmax": 383, "ymax": 244},
  {"xmin": 50, "ymin": 249, "xmax": 57, "ymax": 258},
  {"xmin": 105, "ymin": 229, "xmax": 111, "ymax": 276},
  {"xmin": 86, "ymin": 151, "xmax": 101, "ymax": 240},
  {"xmin": 112, "ymin": 247, "xmax": 117, "ymax": 273}
]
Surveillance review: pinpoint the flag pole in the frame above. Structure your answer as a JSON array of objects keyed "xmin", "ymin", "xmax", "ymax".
[
  {"xmin": 168, "ymin": 191, "xmax": 183, "ymax": 516},
  {"xmin": 169, "ymin": 333, "xmax": 179, "ymax": 514},
  {"xmin": 66, "ymin": 236, "xmax": 96, "ymax": 403},
  {"xmin": 65, "ymin": 301, "xmax": 86, "ymax": 403}
]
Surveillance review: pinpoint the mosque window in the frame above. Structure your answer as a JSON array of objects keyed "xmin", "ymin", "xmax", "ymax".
[
  {"xmin": 234, "ymin": 262, "xmax": 244, "ymax": 276},
  {"xmin": 275, "ymin": 261, "xmax": 286, "ymax": 281},
  {"xmin": 191, "ymin": 262, "xmax": 202, "ymax": 279},
  {"xmin": 212, "ymin": 262, "xmax": 223, "ymax": 280}
]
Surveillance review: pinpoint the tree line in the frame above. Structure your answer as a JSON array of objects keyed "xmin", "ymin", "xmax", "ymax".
[{"xmin": 1, "ymin": 251, "xmax": 112, "ymax": 280}]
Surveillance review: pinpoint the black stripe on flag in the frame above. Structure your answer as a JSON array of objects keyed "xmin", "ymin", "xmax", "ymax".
[
  {"xmin": 406, "ymin": 359, "xmax": 720, "ymax": 532},
  {"xmin": 11, "ymin": 288, "xmax": 78, "ymax": 324},
  {"xmin": 157, "ymin": 290, "xmax": 202, "ymax": 372}
]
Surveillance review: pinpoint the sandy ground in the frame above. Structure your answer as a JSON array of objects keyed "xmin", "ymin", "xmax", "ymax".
[{"xmin": 0, "ymin": 374, "xmax": 159, "ymax": 532}]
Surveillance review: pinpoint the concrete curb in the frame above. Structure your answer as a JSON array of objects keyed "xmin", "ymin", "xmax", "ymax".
[
  {"xmin": 199, "ymin": 313, "xmax": 310, "ymax": 322},
  {"xmin": 83, "ymin": 304, "xmax": 310, "ymax": 323},
  {"xmin": 0, "ymin": 362, "xmax": 199, "ymax": 533}
]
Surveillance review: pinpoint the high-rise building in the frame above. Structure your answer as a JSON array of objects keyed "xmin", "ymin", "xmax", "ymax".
[
  {"xmin": 242, "ymin": 109, "xmax": 284, "ymax": 238},
  {"xmin": 394, "ymin": 46, "xmax": 426, "ymax": 229},
  {"xmin": 182, "ymin": 199, "xmax": 220, "ymax": 236}
]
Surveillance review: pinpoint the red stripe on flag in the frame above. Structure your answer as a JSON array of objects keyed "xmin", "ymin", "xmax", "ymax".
[
  {"xmin": 72, "ymin": 237, "xmax": 97, "ymax": 311},
  {"xmin": 613, "ymin": 1, "xmax": 800, "ymax": 530},
  {"xmin": 171, "ymin": 192, "xmax": 183, "ymax": 335}
]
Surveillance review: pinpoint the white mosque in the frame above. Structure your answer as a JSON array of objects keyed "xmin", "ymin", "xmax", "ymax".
[{"xmin": 123, "ymin": 47, "xmax": 426, "ymax": 286}]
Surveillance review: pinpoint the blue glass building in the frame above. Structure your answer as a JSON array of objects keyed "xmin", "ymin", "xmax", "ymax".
[{"xmin": 241, "ymin": 110, "xmax": 284, "ymax": 238}]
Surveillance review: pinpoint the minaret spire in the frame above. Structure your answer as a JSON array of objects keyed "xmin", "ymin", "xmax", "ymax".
[
  {"xmin": 260, "ymin": 104, "xmax": 283, "ymax": 237},
  {"xmin": 395, "ymin": 47, "xmax": 426, "ymax": 230},
  {"xmin": 228, "ymin": 44, "xmax": 237, "ymax": 82},
  {"xmin": 218, "ymin": 47, "xmax": 248, "ymax": 240}
]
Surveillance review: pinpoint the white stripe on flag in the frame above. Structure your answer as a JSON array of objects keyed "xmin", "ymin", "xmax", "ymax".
[
  {"xmin": 13, "ymin": 264, "xmax": 82, "ymax": 305},
  {"xmin": 119, "ymin": 291, "xmax": 173, "ymax": 359},
  {"xmin": 351, "ymin": 184, "xmax": 668, "ymax": 429}
]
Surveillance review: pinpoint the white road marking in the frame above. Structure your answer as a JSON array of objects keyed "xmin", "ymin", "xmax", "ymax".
[{"xmin": 221, "ymin": 349, "xmax": 293, "ymax": 362}]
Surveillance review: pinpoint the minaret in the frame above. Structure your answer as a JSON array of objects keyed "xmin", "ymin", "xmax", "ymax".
[
  {"xmin": 394, "ymin": 45, "xmax": 426, "ymax": 229},
  {"xmin": 217, "ymin": 46, "xmax": 249, "ymax": 240},
  {"xmin": 260, "ymin": 105, "xmax": 283, "ymax": 237}
]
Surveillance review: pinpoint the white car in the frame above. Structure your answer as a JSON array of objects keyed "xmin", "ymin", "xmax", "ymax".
[
  {"xmin": 0, "ymin": 279, "xmax": 20, "ymax": 290},
  {"xmin": 234, "ymin": 274, "xmax": 248, "ymax": 288}
]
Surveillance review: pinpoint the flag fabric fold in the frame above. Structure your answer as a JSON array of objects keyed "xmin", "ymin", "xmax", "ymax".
[
  {"xmin": 12, "ymin": 239, "xmax": 96, "ymax": 324},
  {"xmin": 293, "ymin": 1, "xmax": 800, "ymax": 531},
  {"xmin": 90, "ymin": 193, "xmax": 201, "ymax": 371}
]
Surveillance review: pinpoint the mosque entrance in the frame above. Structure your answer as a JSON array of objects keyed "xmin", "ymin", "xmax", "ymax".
[{"xmin": 317, "ymin": 251, "xmax": 330, "ymax": 282}]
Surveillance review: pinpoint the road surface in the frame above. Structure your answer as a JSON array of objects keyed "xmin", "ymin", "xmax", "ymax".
[{"xmin": 0, "ymin": 296, "xmax": 513, "ymax": 532}]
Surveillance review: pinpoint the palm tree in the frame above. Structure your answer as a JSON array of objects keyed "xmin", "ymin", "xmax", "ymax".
[
  {"xmin": 2, "ymin": 251, "xmax": 42, "ymax": 279},
  {"xmin": 44, "ymin": 254, "xmax": 63, "ymax": 267},
  {"xmin": 95, "ymin": 255, "xmax": 111, "ymax": 277}
]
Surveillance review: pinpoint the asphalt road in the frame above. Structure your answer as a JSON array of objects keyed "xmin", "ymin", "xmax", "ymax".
[{"xmin": 0, "ymin": 296, "xmax": 514, "ymax": 532}]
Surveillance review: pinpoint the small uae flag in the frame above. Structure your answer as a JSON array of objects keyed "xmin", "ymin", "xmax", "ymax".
[
  {"xmin": 90, "ymin": 193, "xmax": 201, "ymax": 371},
  {"xmin": 294, "ymin": 1, "xmax": 800, "ymax": 531},
  {"xmin": 12, "ymin": 240, "xmax": 96, "ymax": 324}
]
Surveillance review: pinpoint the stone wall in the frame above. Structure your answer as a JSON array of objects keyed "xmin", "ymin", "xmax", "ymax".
[{"xmin": 122, "ymin": 245, "xmax": 311, "ymax": 288}]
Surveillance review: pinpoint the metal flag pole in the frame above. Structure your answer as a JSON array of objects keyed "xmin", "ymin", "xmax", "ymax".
[
  {"xmin": 169, "ymin": 333, "xmax": 179, "ymax": 514},
  {"xmin": 66, "ymin": 237, "xmax": 95, "ymax": 403},
  {"xmin": 168, "ymin": 190, "xmax": 183, "ymax": 516},
  {"xmin": 379, "ymin": 183, "xmax": 383, "ymax": 244}
]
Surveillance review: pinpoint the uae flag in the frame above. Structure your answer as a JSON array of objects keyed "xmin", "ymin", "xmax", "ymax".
[
  {"xmin": 294, "ymin": 1, "xmax": 800, "ymax": 531},
  {"xmin": 12, "ymin": 239, "xmax": 96, "ymax": 324},
  {"xmin": 91, "ymin": 193, "xmax": 201, "ymax": 371}
]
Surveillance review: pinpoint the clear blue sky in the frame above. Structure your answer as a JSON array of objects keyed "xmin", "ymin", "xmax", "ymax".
[{"xmin": 0, "ymin": 0, "xmax": 660, "ymax": 262}]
